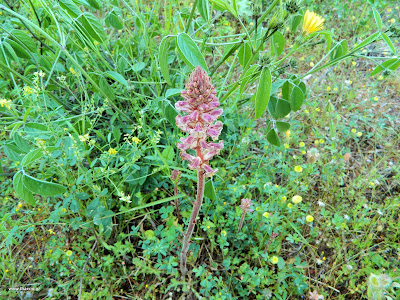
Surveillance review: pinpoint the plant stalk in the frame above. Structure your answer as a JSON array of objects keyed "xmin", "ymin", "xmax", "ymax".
[{"xmin": 180, "ymin": 168, "xmax": 205, "ymax": 276}]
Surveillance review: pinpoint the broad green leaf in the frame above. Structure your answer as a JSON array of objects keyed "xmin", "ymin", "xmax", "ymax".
[
  {"xmin": 6, "ymin": 39, "xmax": 30, "ymax": 59},
  {"xmin": 371, "ymin": 6, "xmax": 382, "ymax": 31},
  {"xmin": 99, "ymin": 77, "xmax": 115, "ymax": 100},
  {"xmin": 11, "ymin": 30, "xmax": 36, "ymax": 53},
  {"xmin": 105, "ymin": 11, "xmax": 123, "ymax": 29},
  {"xmin": 290, "ymin": 86, "xmax": 304, "ymax": 112},
  {"xmin": 112, "ymin": 126, "xmax": 121, "ymax": 144},
  {"xmin": 161, "ymin": 146, "xmax": 175, "ymax": 161},
  {"xmin": 21, "ymin": 149, "xmax": 43, "ymax": 167},
  {"xmin": 267, "ymin": 128, "xmax": 280, "ymax": 147},
  {"xmin": 275, "ymin": 99, "xmax": 291, "ymax": 118},
  {"xmin": 76, "ymin": 13, "xmax": 106, "ymax": 43},
  {"xmin": 353, "ymin": 32, "xmax": 379, "ymax": 51},
  {"xmin": 270, "ymin": 79, "xmax": 286, "ymax": 95},
  {"xmin": 3, "ymin": 144, "xmax": 25, "ymax": 161},
  {"xmin": 24, "ymin": 123, "xmax": 48, "ymax": 131},
  {"xmin": 2, "ymin": 41, "xmax": 19, "ymax": 62},
  {"xmin": 290, "ymin": 15, "xmax": 302, "ymax": 32},
  {"xmin": 165, "ymin": 88, "xmax": 181, "ymax": 98},
  {"xmin": 333, "ymin": 40, "xmax": 348, "ymax": 60},
  {"xmin": 176, "ymin": 33, "xmax": 208, "ymax": 72},
  {"xmin": 238, "ymin": 43, "xmax": 251, "ymax": 67},
  {"xmin": 23, "ymin": 174, "xmax": 67, "ymax": 197},
  {"xmin": 281, "ymin": 80, "xmax": 292, "ymax": 101},
  {"xmin": 87, "ymin": 0, "xmax": 101, "ymax": 10},
  {"xmin": 255, "ymin": 67, "xmax": 271, "ymax": 119},
  {"xmin": 271, "ymin": 32, "xmax": 285, "ymax": 57},
  {"xmin": 104, "ymin": 71, "xmax": 128, "ymax": 87},
  {"xmin": 204, "ymin": 180, "xmax": 216, "ymax": 200},
  {"xmin": 159, "ymin": 36, "xmax": 173, "ymax": 86},
  {"xmin": 13, "ymin": 134, "xmax": 30, "ymax": 153},
  {"xmin": 370, "ymin": 58, "xmax": 400, "ymax": 76},
  {"xmin": 164, "ymin": 101, "xmax": 178, "ymax": 126},
  {"xmin": 381, "ymin": 32, "xmax": 396, "ymax": 54},
  {"xmin": 197, "ymin": 0, "xmax": 210, "ymax": 21},
  {"xmin": 13, "ymin": 172, "xmax": 36, "ymax": 206},
  {"xmin": 276, "ymin": 121, "xmax": 290, "ymax": 132},
  {"xmin": 59, "ymin": 0, "xmax": 82, "ymax": 18}
]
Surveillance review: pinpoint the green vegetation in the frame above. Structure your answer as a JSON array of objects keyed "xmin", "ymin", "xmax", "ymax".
[{"xmin": 0, "ymin": 0, "xmax": 399, "ymax": 299}]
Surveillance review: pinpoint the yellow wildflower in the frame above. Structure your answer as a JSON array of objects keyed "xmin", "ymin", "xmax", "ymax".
[
  {"xmin": 299, "ymin": 142, "xmax": 305, "ymax": 147},
  {"xmin": 285, "ymin": 130, "xmax": 291, "ymax": 138},
  {"xmin": 326, "ymin": 86, "xmax": 331, "ymax": 91},
  {"xmin": 356, "ymin": 132, "xmax": 362, "ymax": 137},
  {"xmin": 0, "ymin": 98, "xmax": 12, "ymax": 109},
  {"xmin": 221, "ymin": 230, "xmax": 227, "ymax": 236},
  {"xmin": 66, "ymin": 250, "xmax": 73, "ymax": 256},
  {"xmin": 287, "ymin": 203, "xmax": 293, "ymax": 209},
  {"xmin": 284, "ymin": 143, "xmax": 290, "ymax": 149},
  {"xmin": 389, "ymin": 18, "xmax": 395, "ymax": 24},
  {"xmin": 352, "ymin": 61, "xmax": 356, "ymax": 66},
  {"xmin": 292, "ymin": 195, "xmax": 302, "ymax": 204},
  {"xmin": 132, "ymin": 137, "xmax": 141, "ymax": 144},
  {"xmin": 294, "ymin": 165, "xmax": 303, "ymax": 173},
  {"xmin": 108, "ymin": 148, "xmax": 117, "ymax": 155},
  {"xmin": 351, "ymin": 128, "xmax": 357, "ymax": 133},
  {"xmin": 306, "ymin": 215, "xmax": 314, "ymax": 223},
  {"xmin": 271, "ymin": 256, "xmax": 279, "ymax": 264},
  {"xmin": 263, "ymin": 212, "xmax": 270, "ymax": 218},
  {"xmin": 281, "ymin": 196, "xmax": 287, "ymax": 201},
  {"xmin": 69, "ymin": 67, "xmax": 76, "ymax": 75},
  {"xmin": 302, "ymin": 10, "xmax": 325, "ymax": 35}
]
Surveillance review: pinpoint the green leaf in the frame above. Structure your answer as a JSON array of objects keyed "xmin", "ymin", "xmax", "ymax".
[
  {"xmin": 275, "ymin": 99, "xmax": 291, "ymax": 118},
  {"xmin": 353, "ymin": 32, "xmax": 380, "ymax": 51},
  {"xmin": 159, "ymin": 36, "xmax": 173, "ymax": 86},
  {"xmin": 105, "ymin": 11, "xmax": 123, "ymax": 29},
  {"xmin": 104, "ymin": 71, "xmax": 128, "ymax": 87},
  {"xmin": 99, "ymin": 77, "xmax": 115, "ymax": 100},
  {"xmin": 271, "ymin": 32, "xmax": 285, "ymax": 57},
  {"xmin": 276, "ymin": 121, "xmax": 290, "ymax": 132},
  {"xmin": 59, "ymin": 0, "xmax": 82, "ymax": 18},
  {"xmin": 238, "ymin": 43, "xmax": 251, "ymax": 67},
  {"xmin": 204, "ymin": 180, "xmax": 216, "ymax": 200},
  {"xmin": 176, "ymin": 33, "xmax": 208, "ymax": 72},
  {"xmin": 87, "ymin": 0, "xmax": 101, "ymax": 9},
  {"xmin": 164, "ymin": 101, "xmax": 178, "ymax": 126},
  {"xmin": 112, "ymin": 126, "xmax": 121, "ymax": 144},
  {"xmin": 11, "ymin": 30, "xmax": 37, "ymax": 53},
  {"xmin": 161, "ymin": 146, "xmax": 175, "ymax": 161},
  {"xmin": 333, "ymin": 40, "xmax": 348, "ymax": 60},
  {"xmin": 255, "ymin": 67, "xmax": 271, "ymax": 119},
  {"xmin": 290, "ymin": 86, "xmax": 304, "ymax": 112},
  {"xmin": 132, "ymin": 62, "xmax": 146, "ymax": 72},
  {"xmin": 281, "ymin": 80, "xmax": 292, "ymax": 101},
  {"xmin": 371, "ymin": 5, "xmax": 382, "ymax": 31},
  {"xmin": 197, "ymin": 0, "xmax": 210, "ymax": 21},
  {"xmin": 370, "ymin": 58, "xmax": 400, "ymax": 76},
  {"xmin": 165, "ymin": 88, "xmax": 181, "ymax": 98},
  {"xmin": 381, "ymin": 32, "xmax": 396, "ymax": 54},
  {"xmin": 13, "ymin": 134, "xmax": 30, "ymax": 153},
  {"xmin": 13, "ymin": 172, "xmax": 36, "ymax": 206},
  {"xmin": 290, "ymin": 15, "xmax": 302, "ymax": 33},
  {"xmin": 22, "ymin": 174, "xmax": 67, "ymax": 197},
  {"xmin": 6, "ymin": 39, "xmax": 30, "ymax": 59},
  {"xmin": 3, "ymin": 144, "xmax": 25, "ymax": 161},
  {"xmin": 21, "ymin": 149, "xmax": 43, "ymax": 167},
  {"xmin": 267, "ymin": 128, "xmax": 280, "ymax": 147},
  {"xmin": 76, "ymin": 13, "xmax": 106, "ymax": 43}
]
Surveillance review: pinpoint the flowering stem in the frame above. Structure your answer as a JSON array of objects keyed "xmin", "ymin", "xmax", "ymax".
[
  {"xmin": 237, "ymin": 212, "xmax": 246, "ymax": 233},
  {"xmin": 180, "ymin": 168, "xmax": 205, "ymax": 276}
]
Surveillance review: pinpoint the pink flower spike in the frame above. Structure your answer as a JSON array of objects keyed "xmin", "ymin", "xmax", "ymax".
[
  {"xmin": 175, "ymin": 101, "xmax": 191, "ymax": 113},
  {"xmin": 240, "ymin": 198, "xmax": 254, "ymax": 213},
  {"xmin": 188, "ymin": 157, "xmax": 202, "ymax": 169},
  {"xmin": 203, "ymin": 164, "xmax": 218, "ymax": 177}
]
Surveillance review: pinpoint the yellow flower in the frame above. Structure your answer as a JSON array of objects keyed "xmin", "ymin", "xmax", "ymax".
[
  {"xmin": 66, "ymin": 250, "xmax": 73, "ymax": 256},
  {"xmin": 387, "ymin": 8, "xmax": 392, "ymax": 12},
  {"xmin": 352, "ymin": 61, "xmax": 356, "ymax": 66},
  {"xmin": 284, "ymin": 143, "xmax": 289, "ymax": 149},
  {"xmin": 287, "ymin": 203, "xmax": 293, "ymax": 209},
  {"xmin": 69, "ymin": 67, "xmax": 76, "ymax": 75},
  {"xmin": 18, "ymin": 203, "xmax": 22, "ymax": 208},
  {"xmin": 351, "ymin": 128, "xmax": 356, "ymax": 133},
  {"xmin": 271, "ymin": 256, "xmax": 279, "ymax": 264},
  {"xmin": 281, "ymin": 196, "xmax": 287, "ymax": 201},
  {"xmin": 249, "ymin": 22, "xmax": 254, "ymax": 26},
  {"xmin": 314, "ymin": 140, "xmax": 319, "ymax": 146},
  {"xmin": 326, "ymin": 86, "xmax": 331, "ymax": 91},
  {"xmin": 356, "ymin": 132, "xmax": 362, "ymax": 137},
  {"xmin": 319, "ymin": 139, "xmax": 324, "ymax": 144},
  {"xmin": 310, "ymin": 62, "xmax": 314, "ymax": 67},
  {"xmin": 263, "ymin": 212, "xmax": 270, "ymax": 218},
  {"xmin": 132, "ymin": 137, "xmax": 141, "ymax": 144},
  {"xmin": 301, "ymin": 150, "xmax": 306, "ymax": 154},
  {"xmin": 221, "ymin": 230, "xmax": 227, "ymax": 236},
  {"xmin": 306, "ymin": 215, "xmax": 314, "ymax": 223},
  {"xmin": 292, "ymin": 195, "xmax": 302, "ymax": 204},
  {"xmin": 285, "ymin": 130, "xmax": 291, "ymax": 138},
  {"xmin": 305, "ymin": 109, "xmax": 309, "ymax": 114},
  {"xmin": 0, "ymin": 98, "xmax": 12, "ymax": 109},
  {"xmin": 294, "ymin": 165, "xmax": 303, "ymax": 173},
  {"xmin": 373, "ymin": 96, "xmax": 378, "ymax": 101},
  {"xmin": 5, "ymin": 269, "xmax": 9, "ymax": 273},
  {"xmin": 108, "ymin": 148, "xmax": 117, "ymax": 155},
  {"xmin": 299, "ymin": 142, "xmax": 305, "ymax": 147},
  {"xmin": 302, "ymin": 10, "xmax": 325, "ymax": 35},
  {"xmin": 389, "ymin": 18, "xmax": 395, "ymax": 24},
  {"xmin": 315, "ymin": 108, "xmax": 320, "ymax": 112},
  {"xmin": 334, "ymin": 87, "xmax": 338, "ymax": 91}
]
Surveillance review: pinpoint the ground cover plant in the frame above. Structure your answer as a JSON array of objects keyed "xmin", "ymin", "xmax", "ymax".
[{"xmin": 0, "ymin": 0, "xmax": 400, "ymax": 299}]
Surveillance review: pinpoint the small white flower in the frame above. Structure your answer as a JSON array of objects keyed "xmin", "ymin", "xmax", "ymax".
[
  {"xmin": 344, "ymin": 214, "xmax": 350, "ymax": 220},
  {"xmin": 363, "ymin": 204, "xmax": 369, "ymax": 209},
  {"xmin": 377, "ymin": 209, "xmax": 383, "ymax": 215},
  {"xmin": 317, "ymin": 200, "xmax": 326, "ymax": 207}
]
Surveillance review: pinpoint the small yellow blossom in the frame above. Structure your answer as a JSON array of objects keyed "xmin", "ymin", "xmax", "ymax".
[
  {"xmin": 271, "ymin": 256, "xmax": 279, "ymax": 264},
  {"xmin": 206, "ymin": 226, "xmax": 210, "ymax": 229},
  {"xmin": 285, "ymin": 130, "xmax": 291, "ymax": 138},
  {"xmin": 66, "ymin": 250, "xmax": 73, "ymax": 256},
  {"xmin": 221, "ymin": 230, "xmax": 227, "ymax": 236},
  {"xmin": 334, "ymin": 87, "xmax": 338, "ymax": 92},
  {"xmin": 294, "ymin": 165, "xmax": 303, "ymax": 173},
  {"xmin": 18, "ymin": 203, "xmax": 22, "ymax": 208},
  {"xmin": 281, "ymin": 196, "xmax": 287, "ymax": 201},
  {"xmin": 351, "ymin": 128, "xmax": 356, "ymax": 133},
  {"xmin": 301, "ymin": 150, "xmax": 306, "ymax": 154},
  {"xmin": 132, "ymin": 137, "xmax": 141, "ymax": 144},
  {"xmin": 370, "ymin": 182, "xmax": 375, "ymax": 186},
  {"xmin": 389, "ymin": 18, "xmax": 395, "ymax": 24},
  {"xmin": 310, "ymin": 62, "xmax": 315, "ymax": 67},
  {"xmin": 305, "ymin": 109, "xmax": 309, "ymax": 114},
  {"xmin": 306, "ymin": 215, "xmax": 314, "ymax": 222},
  {"xmin": 5, "ymin": 269, "xmax": 9, "ymax": 273},
  {"xmin": 319, "ymin": 139, "xmax": 324, "ymax": 144},
  {"xmin": 326, "ymin": 86, "xmax": 331, "ymax": 91},
  {"xmin": 299, "ymin": 142, "xmax": 305, "ymax": 147},
  {"xmin": 250, "ymin": 22, "xmax": 254, "ymax": 26},
  {"xmin": 373, "ymin": 96, "xmax": 378, "ymax": 101},
  {"xmin": 357, "ymin": 132, "xmax": 362, "ymax": 137},
  {"xmin": 16, "ymin": 208, "xmax": 19, "ymax": 212},
  {"xmin": 387, "ymin": 8, "xmax": 392, "ymax": 12},
  {"xmin": 69, "ymin": 67, "xmax": 76, "ymax": 75},
  {"xmin": 263, "ymin": 212, "xmax": 270, "ymax": 218},
  {"xmin": 315, "ymin": 108, "xmax": 320, "ymax": 112},
  {"xmin": 314, "ymin": 140, "xmax": 319, "ymax": 146},
  {"xmin": 292, "ymin": 195, "xmax": 302, "ymax": 204},
  {"xmin": 0, "ymin": 98, "xmax": 12, "ymax": 109},
  {"xmin": 352, "ymin": 61, "xmax": 356, "ymax": 66},
  {"xmin": 288, "ymin": 203, "xmax": 293, "ymax": 209},
  {"xmin": 284, "ymin": 143, "xmax": 289, "ymax": 149},
  {"xmin": 108, "ymin": 148, "xmax": 117, "ymax": 155},
  {"xmin": 302, "ymin": 10, "xmax": 325, "ymax": 35}
]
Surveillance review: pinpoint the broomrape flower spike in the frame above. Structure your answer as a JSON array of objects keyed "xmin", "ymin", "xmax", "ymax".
[
  {"xmin": 177, "ymin": 66, "xmax": 224, "ymax": 277},
  {"xmin": 238, "ymin": 198, "xmax": 254, "ymax": 232},
  {"xmin": 302, "ymin": 10, "xmax": 325, "ymax": 36}
]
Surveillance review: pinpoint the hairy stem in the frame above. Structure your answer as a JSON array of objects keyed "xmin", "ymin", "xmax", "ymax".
[
  {"xmin": 180, "ymin": 168, "xmax": 205, "ymax": 276},
  {"xmin": 238, "ymin": 212, "xmax": 245, "ymax": 233}
]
